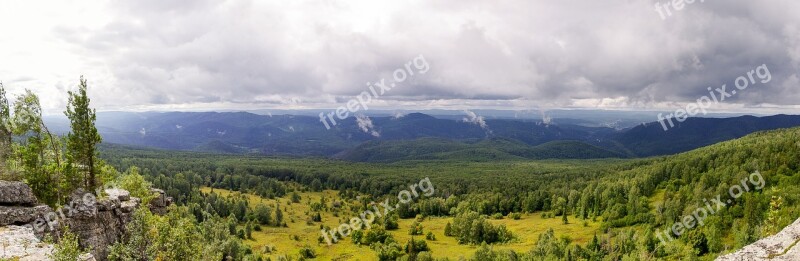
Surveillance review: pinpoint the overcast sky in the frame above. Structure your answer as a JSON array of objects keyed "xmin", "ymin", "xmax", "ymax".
[{"xmin": 1, "ymin": 0, "xmax": 799, "ymax": 114}]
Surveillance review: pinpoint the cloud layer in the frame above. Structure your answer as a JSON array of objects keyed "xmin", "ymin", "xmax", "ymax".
[{"xmin": 1, "ymin": 0, "xmax": 799, "ymax": 113}]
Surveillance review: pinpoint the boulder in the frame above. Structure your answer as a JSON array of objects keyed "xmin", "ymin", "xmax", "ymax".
[
  {"xmin": 148, "ymin": 188, "xmax": 172, "ymax": 215},
  {"xmin": 0, "ymin": 205, "xmax": 51, "ymax": 226},
  {"xmin": 104, "ymin": 189, "xmax": 130, "ymax": 202},
  {"xmin": 0, "ymin": 181, "xmax": 37, "ymax": 205}
]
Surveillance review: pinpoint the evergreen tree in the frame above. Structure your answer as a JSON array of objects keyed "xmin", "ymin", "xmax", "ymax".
[{"xmin": 65, "ymin": 77, "xmax": 102, "ymax": 192}]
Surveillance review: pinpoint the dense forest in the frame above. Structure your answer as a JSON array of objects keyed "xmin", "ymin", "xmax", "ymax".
[
  {"xmin": 3, "ymin": 81, "xmax": 799, "ymax": 260},
  {"xmin": 97, "ymin": 126, "xmax": 800, "ymax": 260}
]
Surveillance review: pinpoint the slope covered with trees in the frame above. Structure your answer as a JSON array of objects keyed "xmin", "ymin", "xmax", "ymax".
[{"xmin": 97, "ymin": 126, "xmax": 800, "ymax": 260}]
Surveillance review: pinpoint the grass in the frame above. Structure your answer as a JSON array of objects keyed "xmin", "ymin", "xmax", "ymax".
[{"xmin": 200, "ymin": 187, "xmax": 602, "ymax": 260}]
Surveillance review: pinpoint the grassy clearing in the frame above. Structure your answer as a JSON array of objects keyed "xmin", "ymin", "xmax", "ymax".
[{"xmin": 201, "ymin": 187, "xmax": 602, "ymax": 260}]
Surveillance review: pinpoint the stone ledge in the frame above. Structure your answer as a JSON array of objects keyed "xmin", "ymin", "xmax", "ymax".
[
  {"xmin": 0, "ymin": 205, "xmax": 52, "ymax": 226},
  {"xmin": 716, "ymin": 218, "xmax": 800, "ymax": 260},
  {"xmin": 0, "ymin": 181, "xmax": 37, "ymax": 205}
]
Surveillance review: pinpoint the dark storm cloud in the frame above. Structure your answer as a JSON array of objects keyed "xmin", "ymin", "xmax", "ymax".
[{"xmin": 52, "ymin": 0, "xmax": 800, "ymax": 110}]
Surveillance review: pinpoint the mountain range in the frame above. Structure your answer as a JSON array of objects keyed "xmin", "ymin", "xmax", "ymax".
[{"xmin": 45, "ymin": 112, "xmax": 800, "ymax": 162}]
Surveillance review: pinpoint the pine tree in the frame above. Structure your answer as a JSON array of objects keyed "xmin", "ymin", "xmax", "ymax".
[{"xmin": 65, "ymin": 77, "xmax": 102, "ymax": 192}]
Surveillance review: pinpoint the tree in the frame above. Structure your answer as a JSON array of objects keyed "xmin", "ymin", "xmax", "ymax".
[
  {"xmin": 274, "ymin": 204, "xmax": 284, "ymax": 226},
  {"xmin": 65, "ymin": 77, "xmax": 102, "ymax": 192},
  {"xmin": 254, "ymin": 205, "xmax": 272, "ymax": 225},
  {"xmin": 0, "ymin": 83, "xmax": 11, "ymax": 175},
  {"xmin": 13, "ymin": 90, "xmax": 62, "ymax": 204}
]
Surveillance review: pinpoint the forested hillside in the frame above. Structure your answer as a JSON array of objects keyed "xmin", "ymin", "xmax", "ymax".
[
  {"xmin": 98, "ymin": 127, "xmax": 800, "ymax": 260},
  {"xmin": 47, "ymin": 111, "xmax": 800, "ymax": 160}
]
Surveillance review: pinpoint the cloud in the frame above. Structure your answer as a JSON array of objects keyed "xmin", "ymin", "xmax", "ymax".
[
  {"xmin": 356, "ymin": 114, "xmax": 380, "ymax": 137},
  {"xmin": 2, "ymin": 0, "xmax": 799, "ymax": 113},
  {"xmin": 392, "ymin": 111, "xmax": 406, "ymax": 119},
  {"xmin": 462, "ymin": 110, "xmax": 488, "ymax": 130}
]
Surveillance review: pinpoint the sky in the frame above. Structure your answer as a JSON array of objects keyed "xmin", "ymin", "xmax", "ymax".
[{"xmin": 0, "ymin": 0, "xmax": 799, "ymax": 115}]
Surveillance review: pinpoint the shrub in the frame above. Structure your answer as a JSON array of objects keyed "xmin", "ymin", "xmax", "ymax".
[
  {"xmin": 408, "ymin": 221, "xmax": 424, "ymax": 235},
  {"xmin": 299, "ymin": 245, "xmax": 316, "ymax": 258}
]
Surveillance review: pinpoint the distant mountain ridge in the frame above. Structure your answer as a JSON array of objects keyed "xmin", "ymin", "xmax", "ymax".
[{"xmin": 43, "ymin": 112, "xmax": 800, "ymax": 161}]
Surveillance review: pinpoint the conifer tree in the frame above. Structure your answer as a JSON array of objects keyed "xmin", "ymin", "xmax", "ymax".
[{"xmin": 65, "ymin": 77, "xmax": 102, "ymax": 191}]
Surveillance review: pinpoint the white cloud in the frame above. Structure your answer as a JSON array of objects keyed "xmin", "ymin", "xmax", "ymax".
[
  {"xmin": 0, "ymin": 0, "xmax": 798, "ymax": 113},
  {"xmin": 462, "ymin": 110, "xmax": 488, "ymax": 130},
  {"xmin": 356, "ymin": 114, "xmax": 380, "ymax": 137}
]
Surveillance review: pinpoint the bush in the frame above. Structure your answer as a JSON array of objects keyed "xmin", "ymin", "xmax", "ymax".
[
  {"xmin": 364, "ymin": 228, "xmax": 394, "ymax": 245},
  {"xmin": 510, "ymin": 213, "xmax": 522, "ymax": 220},
  {"xmin": 299, "ymin": 245, "xmax": 316, "ymax": 258},
  {"xmin": 449, "ymin": 211, "xmax": 513, "ymax": 245},
  {"xmin": 425, "ymin": 232, "xmax": 436, "ymax": 241},
  {"xmin": 409, "ymin": 221, "xmax": 424, "ymax": 235},
  {"xmin": 383, "ymin": 215, "xmax": 399, "ymax": 230},
  {"xmin": 50, "ymin": 228, "xmax": 82, "ymax": 261},
  {"xmin": 351, "ymin": 230, "xmax": 365, "ymax": 245}
]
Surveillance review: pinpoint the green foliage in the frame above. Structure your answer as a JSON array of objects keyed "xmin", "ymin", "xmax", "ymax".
[
  {"xmin": 65, "ymin": 77, "xmax": 102, "ymax": 192},
  {"xmin": 98, "ymin": 127, "xmax": 800, "ymax": 260},
  {"xmin": 371, "ymin": 241, "xmax": 403, "ymax": 261},
  {"xmin": 115, "ymin": 166, "xmax": 154, "ymax": 203},
  {"xmin": 254, "ymin": 205, "xmax": 272, "ymax": 225},
  {"xmin": 298, "ymin": 245, "xmax": 316, "ymax": 259},
  {"xmin": 425, "ymin": 231, "xmax": 436, "ymax": 241},
  {"xmin": 449, "ymin": 211, "xmax": 513, "ymax": 245},
  {"xmin": 383, "ymin": 214, "xmax": 399, "ymax": 230},
  {"xmin": 404, "ymin": 238, "xmax": 429, "ymax": 259},
  {"xmin": 50, "ymin": 228, "xmax": 83, "ymax": 261},
  {"xmin": 350, "ymin": 229, "xmax": 364, "ymax": 245},
  {"xmin": 11, "ymin": 90, "xmax": 66, "ymax": 205},
  {"xmin": 408, "ymin": 220, "xmax": 424, "ymax": 235},
  {"xmin": 0, "ymin": 83, "xmax": 11, "ymax": 177},
  {"xmin": 363, "ymin": 227, "xmax": 393, "ymax": 245},
  {"xmin": 109, "ymin": 206, "xmax": 257, "ymax": 261}
]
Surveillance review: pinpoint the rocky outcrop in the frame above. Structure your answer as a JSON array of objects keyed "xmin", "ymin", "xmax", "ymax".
[
  {"xmin": 0, "ymin": 205, "xmax": 52, "ymax": 226},
  {"xmin": 55, "ymin": 189, "xmax": 141, "ymax": 260},
  {"xmin": 0, "ymin": 181, "xmax": 148, "ymax": 261},
  {"xmin": 716, "ymin": 218, "xmax": 800, "ymax": 260},
  {"xmin": 148, "ymin": 188, "xmax": 172, "ymax": 215},
  {"xmin": 0, "ymin": 225, "xmax": 96, "ymax": 261},
  {"xmin": 0, "ymin": 181, "xmax": 52, "ymax": 227},
  {"xmin": 0, "ymin": 181, "xmax": 37, "ymax": 205}
]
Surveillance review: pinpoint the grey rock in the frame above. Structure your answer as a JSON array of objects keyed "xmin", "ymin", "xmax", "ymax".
[
  {"xmin": 0, "ymin": 225, "xmax": 55, "ymax": 260},
  {"xmin": 104, "ymin": 189, "xmax": 130, "ymax": 202},
  {"xmin": 717, "ymin": 217, "xmax": 800, "ymax": 260},
  {"xmin": 0, "ymin": 181, "xmax": 37, "ymax": 205},
  {"xmin": 0, "ymin": 205, "xmax": 51, "ymax": 226},
  {"xmin": 148, "ymin": 188, "xmax": 172, "ymax": 215}
]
